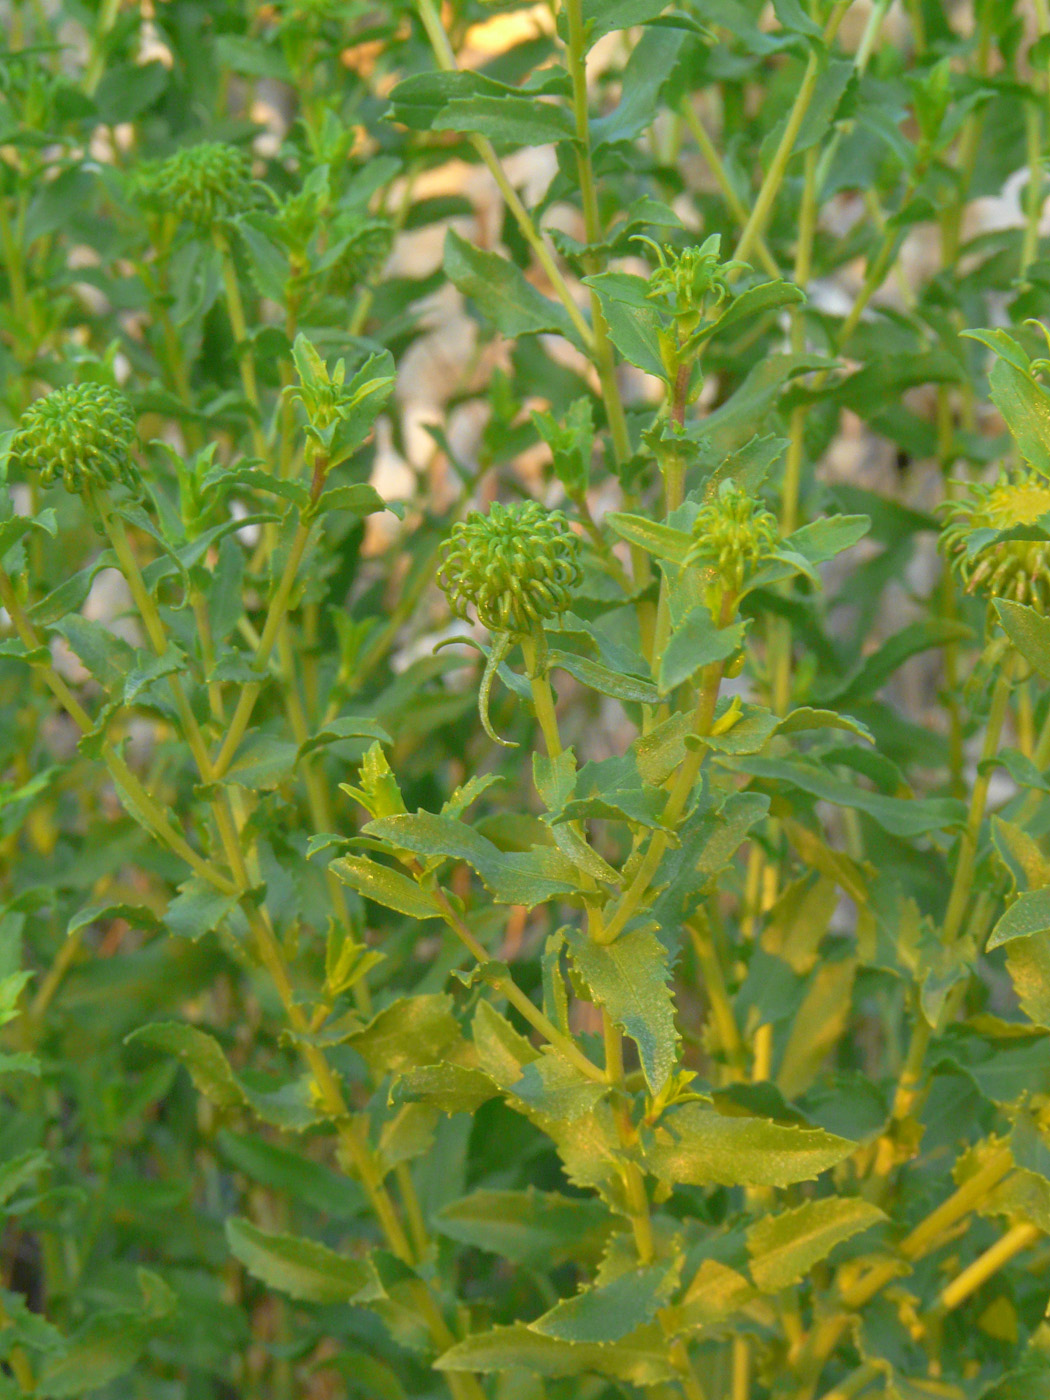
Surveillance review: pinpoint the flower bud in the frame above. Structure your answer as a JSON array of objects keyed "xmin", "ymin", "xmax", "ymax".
[
  {"xmin": 940, "ymin": 471, "xmax": 1050, "ymax": 612},
  {"xmin": 688, "ymin": 481, "xmax": 779, "ymax": 595},
  {"xmin": 437, "ymin": 500, "xmax": 581, "ymax": 636},
  {"xmin": 10, "ymin": 382, "xmax": 137, "ymax": 495},
  {"xmin": 135, "ymin": 142, "xmax": 252, "ymax": 232}
]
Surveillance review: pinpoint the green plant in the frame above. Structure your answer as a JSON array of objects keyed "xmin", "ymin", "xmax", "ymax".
[{"xmin": 5, "ymin": 2, "xmax": 1050, "ymax": 1398}]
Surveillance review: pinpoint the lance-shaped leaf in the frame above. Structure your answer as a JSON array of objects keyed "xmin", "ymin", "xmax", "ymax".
[
  {"xmin": 529, "ymin": 1266, "xmax": 671, "ymax": 1343},
  {"xmin": 436, "ymin": 1322, "xmax": 678, "ymax": 1384},
  {"xmin": 226, "ymin": 1218, "xmax": 384, "ymax": 1304},
  {"xmin": 645, "ymin": 1102, "xmax": 855, "ymax": 1188},
  {"xmin": 746, "ymin": 1197, "xmax": 886, "ymax": 1293},
  {"xmin": 435, "ymin": 1188, "xmax": 611, "ymax": 1267}
]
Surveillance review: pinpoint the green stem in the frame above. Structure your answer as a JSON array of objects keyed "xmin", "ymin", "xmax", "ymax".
[
  {"xmin": 0, "ymin": 567, "xmax": 235, "ymax": 894},
  {"xmin": 415, "ymin": 0, "xmax": 594, "ymax": 353},
  {"xmin": 426, "ymin": 877, "xmax": 607, "ymax": 1084},
  {"xmin": 564, "ymin": 0, "xmax": 631, "ymax": 467},
  {"xmin": 214, "ymin": 230, "xmax": 270, "ymax": 463},
  {"xmin": 678, "ymin": 100, "xmax": 781, "ymax": 279},
  {"xmin": 213, "ymin": 516, "xmax": 314, "ymax": 776},
  {"xmin": 599, "ymin": 649, "xmax": 726, "ymax": 944},
  {"xmin": 937, "ymin": 1221, "xmax": 1040, "ymax": 1312},
  {"xmin": 732, "ymin": 0, "xmax": 852, "ymax": 266}
]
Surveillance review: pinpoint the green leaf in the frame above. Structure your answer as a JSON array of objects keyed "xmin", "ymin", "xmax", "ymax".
[
  {"xmin": 567, "ymin": 928, "xmax": 679, "ymax": 1093},
  {"xmin": 989, "ymin": 357, "xmax": 1050, "ymax": 475},
  {"xmin": 319, "ymin": 484, "xmax": 399, "ymax": 519},
  {"xmin": 545, "ymin": 650, "xmax": 659, "ymax": 704},
  {"xmin": 331, "ymin": 856, "xmax": 441, "ymax": 920},
  {"xmin": 583, "ymin": 273, "xmax": 666, "ymax": 378},
  {"xmin": 436, "ymin": 1322, "xmax": 677, "ymax": 1384},
  {"xmin": 126, "ymin": 1021, "xmax": 244, "ymax": 1108},
  {"xmin": 785, "ymin": 514, "xmax": 871, "ymax": 565},
  {"xmin": 434, "ymin": 1188, "xmax": 611, "ymax": 1267},
  {"xmin": 705, "ymin": 281, "xmax": 805, "ymax": 340},
  {"xmin": 819, "ymin": 619, "xmax": 971, "ymax": 705},
  {"xmin": 343, "ymin": 994, "xmax": 462, "ymax": 1078},
  {"xmin": 165, "ymin": 876, "xmax": 240, "ymax": 941},
  {"xmin": 775, "ymin": 708, "xmax": 874, "ymax": 743},
  {"xmin": 36, "ymin": 1315, "xmax": 150, "ymax": 1398},
  {"xmin": 68, "ymin": 902, "xmax": 161, "ymax": 937},
  {"xmin": 217, "ymin": 1131, "xmax": 365, "ymax": 1219},
  {"xmin": 605, "ymin": 513, "xmax": 692, "ymax": 564},
  {"xmin": 988, "ymin": 891, "xmax": 1050, "ymax": 1027},
  {"xmin": 529, "ymin": 1266, "xmax": 670, "ymax": 1343},
  {"xmin": 221, "ymin": 733, "xmax": 298, "ymax": 790},
  {"xmin": 592, "ymin": 27, "xmax": 687, "ymax": 148},
  {"xmin": 645, "ymin": 1103, "xmax": 855, "ymax": 1187},
  {"xmin": 0, "ymin": 1149, "xmax": 48, "ymax": 1208},
  {"xmin": 746, "ymin": 1197, "xmax": 885, "ymax": 1293},
  {"xmin": 995, "ymin": 599, "xmax": 1050, "ymax": 680},
  {"xmin": 433, "ymin": 96, "xmax": 575, "ymax": 146},
  {"xmin": 582, "ymin": 0, "xmax": 671, "ymax": 47},
  {"xmin": 659, "ymin": 608, "xmax": 745, "ymax": 694},
  {"xmin": 226, "ymin": 1217, "xmax": 382, "ymax": 1304},
  {"xmin": 0, "ymin": 507, "xmax": 57, "ymax": 563},
  {"xmin": 445, "ymin": 231, "xmax": 581, "ymax": 347},
  {"xmin": 733, "ymin": 756, "xmax": 966, "ymax": 837},
  {"xmin": 398, "ymin": 1063, "xmax": 498, "ymax": 1113},
  {"xmin": 298, "ymin": 715, "xmax": 393, "ymax": 758},
  {"xmin": 363, "ymin": 812, "xmax": 581, "ymax": 907}
]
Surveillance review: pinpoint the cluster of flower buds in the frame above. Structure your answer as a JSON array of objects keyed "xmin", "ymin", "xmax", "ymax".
[
  {"xmin": 640, "ymin": 233, "xmax": 747, "ymax": 338},
  {"xmin": 134, "ymin": 141, "xmax": 252, "ymax": 232},
  {"xmin": 9, "ymin": 382, "xmax": 137, "ymax": 495},
  {"xmin": 438, "ymin": 500, "xmax": 581, "ymax": 636},
  {"xmin": 940, "ymin": 471, "xmax": 1050, "ymax": 612},
  {"xmin": 688, "ymin": 480, "xmax": 779, "ymax": 599}
]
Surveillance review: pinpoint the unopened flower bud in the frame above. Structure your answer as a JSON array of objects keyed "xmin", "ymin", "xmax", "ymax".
[
  {"xmin": 438, "ymin": 500, "xmax": 581, "ymax": 636},
  {"xmin": 10, "ymin": 382, "xmax": 137, "ymax": 495}
]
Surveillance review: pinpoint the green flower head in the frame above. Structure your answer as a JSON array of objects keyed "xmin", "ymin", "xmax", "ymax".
[
  {"xmin": 688, "ymin": 480, "xmax": 779, "ymax": 595},
  {"xmin": 640, "ymin": 233, "xmax": 747, "ymax": 334},
  {"xmin": 10, "ymin": 383, "xmax": 137, "ymax": 495},
  {"xmin": 438, "ymin": 500, "xmax": 582, "ymax": 635},
  {"xmin": 135, "ymin": 142, "xmax": 252, "ymax": 232},
  {"xmin": 940, "ymin": 470, "xmax": 1050, "ymax": 612}
]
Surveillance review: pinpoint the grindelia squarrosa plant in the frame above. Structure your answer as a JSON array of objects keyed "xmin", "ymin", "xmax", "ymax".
[{"xmin": 7, "ymin": 1, "xmax": 1050, "ymax": 1397}]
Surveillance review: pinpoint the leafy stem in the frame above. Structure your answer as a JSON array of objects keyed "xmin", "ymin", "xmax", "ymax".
[
  {"xmin": 414, "ymin": 0, "xmax": 594, "ymax": 353},
  {"xmin": 423, "ymin": 873, "xmax": 607, "ymax": 1085}
]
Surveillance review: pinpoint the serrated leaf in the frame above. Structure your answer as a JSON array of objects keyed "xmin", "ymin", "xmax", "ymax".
[
  {"xmin": 165, "ymin": 876, "xmax": 240, "ymax": 942},
  {"xmin": 529, "ymin": 1266, "xmax": 670, "ymax": 1343},
  {"xmin": 436, "ymin": 1322, "xmax": 678, "ymax": 1383},
  {"xmin": 746, "ymin": 1196, "xmax": 885, "ymax": 1293},
  {"xmin": 363, "ymin": 812, "xmax": 581, "ymax": 906},
  {"xmin": 645, "ymin": 1103, "xmax": 855, "ymax": 1187},
  {"xmin": 567, "ymin": 928, "xmax": 678, "ymax": 1093},
  {"xmin": 226, "ymin": 1217, "xmax": 383, "ymax": 1304},
  {"xmin": 398, "ymin": 1063, "xmax": 498, "ymax": 1113}
]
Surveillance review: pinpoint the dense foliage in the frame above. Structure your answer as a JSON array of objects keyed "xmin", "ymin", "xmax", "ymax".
[{"xmin": 6, "ymin": 0, "xmax": 1050, "ymax": 1396}]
